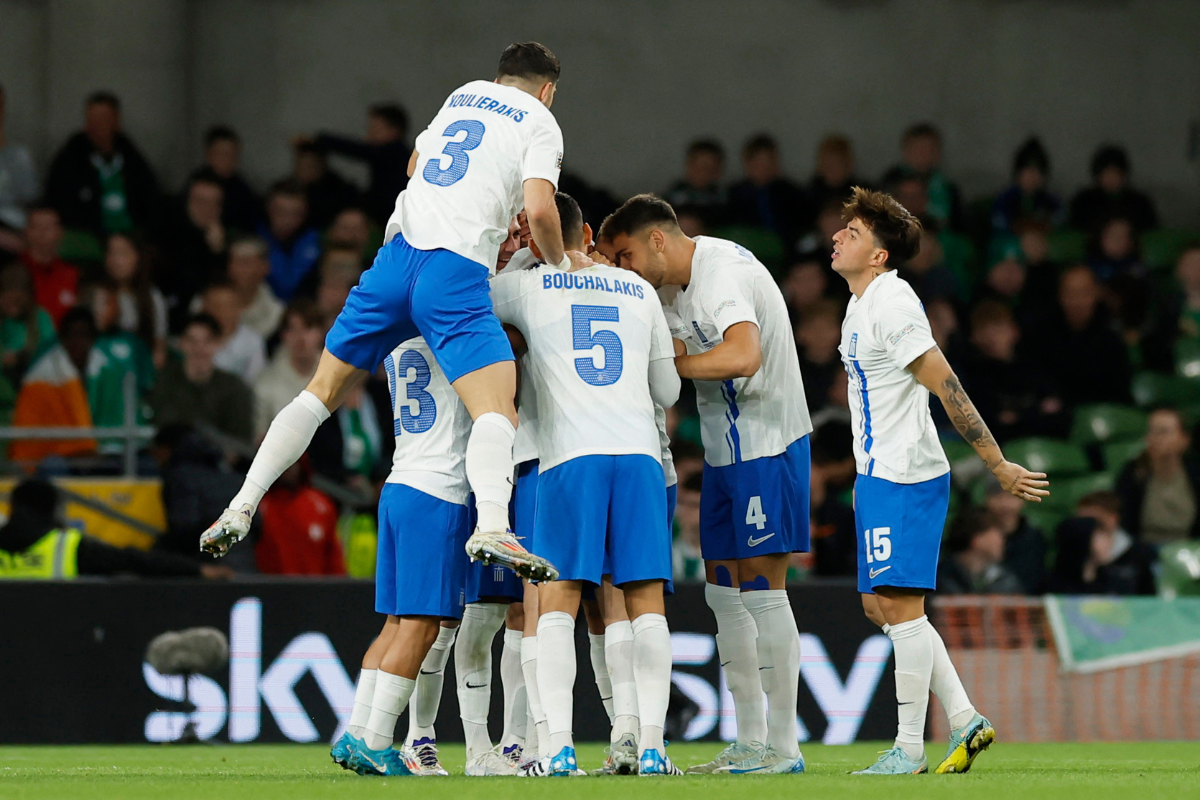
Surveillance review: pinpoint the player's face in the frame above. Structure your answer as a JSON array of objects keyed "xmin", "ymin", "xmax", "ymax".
[
  {"xmin": 609, "ymin": 231, "xmax": 666, "ymax": 288},
  {"xmin": 830, "ymin": 217, "xmax": 881, "ymax": 276}
]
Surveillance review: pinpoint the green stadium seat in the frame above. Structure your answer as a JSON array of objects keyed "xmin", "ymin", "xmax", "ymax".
[
  {"xmin": 676, "ymin": 414, "xmax": 703, "ymax": 449},
  {"xmin": 1069, "ymin": 404, "xmax": 1147, "ymax": 445},
  {"xmin": 1046, "ymin": 229, "xmax": 1087, "ymax": 264},
  {"xmin": 1142, "ymin": 228, "xmax": 1200, "ymax": 271},
  {"xmin": 1176, "ymin": 338, "xmax": 1200, "ymax": 379},
  {"xmin": 1001, "ymin": 438, "xmax": 1089, "ymax": 477},
  {"xmin": 1157, "ymin": 541, "xmax": 1200, "ymax": 597},
  {"xmin": 1131, "ymin": 372, "xmax": 1200, "ymax": 408},
  {"xmin": 58, "ymin": 229, "xmax": 103, "ymax": 264},
  {"xmin": 1022, "ymin": 503, "xmax": 1069, "ymax": 538},
  {"xmin": 710, "ymin": 225, "xmax": 786, "ymax": 276},
  {"xmin": 1101, "ymin": 439, "xmax": 1144, "ymax": 472},
  {"xmin": 1049, "ymin": 472, "xmax": 1115, "ymax": 512}
]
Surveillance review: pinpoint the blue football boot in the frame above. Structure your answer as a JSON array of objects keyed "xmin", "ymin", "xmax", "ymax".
[
  {"xmin": 330, "ymin": 731, "xmax": 359, "ymax": 769},
  {"xmin": 637, "ymin": 749, "xmax": 683, "ymax": 776},
  {"xmin": 852, "ymin": 746, "xmax": 928, "ymax": 775},
  {"xmin": 348, "ymin": 743, "xmax": 416, "ymax": 777},
  {"xmin": 546, "ymin": 746, "xmax": 580, "ymax": 777}
]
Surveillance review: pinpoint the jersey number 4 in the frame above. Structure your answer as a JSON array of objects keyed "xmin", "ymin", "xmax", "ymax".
[
  {"xmin": 572, "ymin": 304, "xmax": 623, "ymax": 386},
  {"xmin": 423, "ymin": 120, "xmax": 486, "ymax": 187},
  {"xmin": 385, "ymin": 350, "xmax": 438, "ymax": 435}
]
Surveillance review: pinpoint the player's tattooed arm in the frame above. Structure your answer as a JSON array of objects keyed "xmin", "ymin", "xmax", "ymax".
[{"xmin": 908, "ymin": 346, "xmax": 1050, "ymax": 502}]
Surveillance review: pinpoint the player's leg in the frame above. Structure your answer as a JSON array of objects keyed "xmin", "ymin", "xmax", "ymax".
[
  {"xmin": 537, "ymin": 579, "xmax": 584, "ymax": 775},
  {"xmin": 364, "ymin": 615, "xmax": 442, "ymax": 750},
  {"xmin": 519, "ymin": 579, "xmax": 549, "ymax": 775},
  {"xmin": 599, "ymin": 579, "xmax": 640, "ymax": 772},
  {"xmin": 404, "ymin": 619, "xmax": 458, "ymax": 776},
  {"xmin": 332, "ymin": 619, "xmax": 396, "ymax": 768},
  {"xmin": 498, "ymin": 601, "xmax": 528, "ymax": 765},
  {"xmin": 455, "ymin": 599, "xmax": 506, "ymax": 765}
]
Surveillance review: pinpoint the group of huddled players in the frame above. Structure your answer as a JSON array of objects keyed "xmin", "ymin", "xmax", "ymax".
[{"xmin": 200, "ymin": 41, "xmax": 1050, "ymax": 778}]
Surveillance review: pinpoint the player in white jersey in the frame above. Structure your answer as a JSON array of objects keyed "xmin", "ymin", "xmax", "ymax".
[
  {"xmin": 201, "ymin": 43, "xmax": 584, "ymax": 582},
  {"xmin": 331, "ymin": 336, "xmax": 474, "ymax": 777},
  {"xmin": 491, "ymin": 192, "xmax": 683, "ymax": 777},
  {"xmin": 600, "ymin": 195, "xmax": 810, "ymax": 775},
  {"xmin": 831, "ymin": 188, "xmax": 1049, "ymax": 776}
]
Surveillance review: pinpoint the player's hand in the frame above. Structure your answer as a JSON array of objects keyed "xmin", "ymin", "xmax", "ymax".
[
  {"xmin": 565, "ymin": 250, "xmax": 594, "ymax": 271},
  {"xmin": 991, "ymin": 460, "xmax": 1050, "ymax": 502},
  {"xmin": 589, "ymin": 249, "xmax": 614, "ymax": 267},
  {"xmin": 516, "ymin": 211, "xmax": 532, "ymax": 247}
]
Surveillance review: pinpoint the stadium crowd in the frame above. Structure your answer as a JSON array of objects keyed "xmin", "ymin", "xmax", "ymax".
[{"xmin": 0, "ymin": 84, "xmax": 1197, "ymax": 593}]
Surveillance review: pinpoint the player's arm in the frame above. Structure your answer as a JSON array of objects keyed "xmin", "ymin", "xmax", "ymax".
[
  {"xmin": 647, "ymin": 305, "xmax": 681, "ymax": 408},
  {"xmin": 407, "ymin": 149, "xmax": 419, "ymax": 178},
  {"xmin": 523, "ymin": 178, "xmax": 567, "ymax": 268},
  {"xmin": 907, "ymin": 347, "xmax": 1050, "ymax": 502},
  {"xmin": 674, "ymin": 321, "xmax": 761, "ymax": 381}
]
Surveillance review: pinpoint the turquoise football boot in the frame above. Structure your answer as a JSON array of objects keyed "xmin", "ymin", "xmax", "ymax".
[
  {"xmin": 638, "ymin": 749, "xmax": 684, "ymax": 776},
  {"xmin": 546, "ymin": 746, "xmax": 580, "ymax": 777},
  {"xmin": 852, "ymin": 746, "xmax": 928, "ymax": 775},
  {"xmin": 348, "ymin": 743, "xmax": 416, "ymax": 777},
  {"xmin": 330, "ymin": 731, "xmax": 359, "ymax": 769}
]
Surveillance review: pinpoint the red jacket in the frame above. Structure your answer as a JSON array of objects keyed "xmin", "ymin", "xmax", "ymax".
[
  {"xmin": 256, "ymin": 485, "xmax": 346, "ymax": 575},
  {"xmin": 20, "ymin": 253, "xmax": 80, "ymax": 326}
]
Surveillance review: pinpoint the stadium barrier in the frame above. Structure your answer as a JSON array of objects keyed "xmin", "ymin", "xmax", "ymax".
[
  {"xmin": 0, "ymin": 579, "xmax": 897, "ymax": 745},
  {"xmin": 930, "ymin": 596, "xmax": 1200, "ymax": 742}
]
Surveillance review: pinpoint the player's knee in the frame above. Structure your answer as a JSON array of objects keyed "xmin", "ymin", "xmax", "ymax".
[
  {"xmin": 861, "ymin": 597, "xmax": 887, "ymax": 628},
  {"xmin": 506, "ymin": 602, "xmax": 525, "ymax": 631}
]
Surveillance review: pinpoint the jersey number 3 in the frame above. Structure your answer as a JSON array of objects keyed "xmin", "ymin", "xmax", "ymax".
[
  {"xmin": 386, "ymin": 350, "xmax": 438, "ymax": 435},
  {"xmin": 423, "ymin": 120, "xmax": 486, "ymax": 187},
  {"xmin": 572, "ymin": 304, "xmax": 623, "ymax": 386}
]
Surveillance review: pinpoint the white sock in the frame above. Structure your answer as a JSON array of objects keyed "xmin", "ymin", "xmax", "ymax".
[
  {"xmin": 455, "ymin": 603, "xmax": 506, "ymax": 757},
  {"xmin": 406, "ymin": 626, "xmax": 456, "ymax": 743},
  {"xmin": 466, "ymin": 412, "xmax": 516, "ymax": 533},
  {"xmin": 888, "ymin": 616, "xmax": 933, "ymax": 761},
  {"xmin": 500, "ymin": 627, "xmax": 527, "ymax": 749},
  {"xmin": 631, "ymin": 613, "xmax": 671, "ymax": 757},
  {"xmin": 589, "ymin": 632, "xmax": 615, "ymax": 725},
  {"xmin": 363, "ymin": 671, "xmax": 415, "ymax": 751},
  {"xmin": 232, "ymin": 391, "xmax": 329, "ymax": 512},
  {"xmin": 604, "ymin": 622, "xmax": 638, "ymax": 740},
  {"xmin": 521, "ymin": 636, "xmax": 547, "ymax": 756},
  {"xmin": 536, "ymin": 611, "xmax": 576, "ymax": 754},
  {"xmin": 347, "ymin": 668, "xmax": 377, "ymax": 738},
  {"xmin": 929, "ymin": 621, "xmax": 976, "ymax": 730},
  {"xmin": 742, "ymin": 590, "xmax": 801, "ymax": 759},
  {"xmin": 704, "ymin": 583, "xmax": 767, "ymax": 745}
]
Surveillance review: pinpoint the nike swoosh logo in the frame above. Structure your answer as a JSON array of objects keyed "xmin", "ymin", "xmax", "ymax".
[
  {"xmin": 747, "ymin": 532, "xmax": 776, "ymax": 547},
  {"xmin": 419, "ymin": 670, "xmax": 440, "ymax": 675},
  {"xmin": 869, "ymin": 566, "xmax": 891, "ymax": 579},
  {"xmin": 719, "ymin": 661, "xmax": 731, "ymax": 668},
  {"xmin": 897, "ymin": 701, "xmax": 914, "ymax": 705},
  {"xmin": 465, "ymin": 681, "xmax": 488, "ymax": 689}
]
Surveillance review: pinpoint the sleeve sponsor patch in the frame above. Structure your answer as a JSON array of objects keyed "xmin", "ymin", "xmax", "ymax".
[
  {"xmin": 713, "ymin": 299, "xmax": 737, "ymax": 320},
  {"xmin": 887, "ymin": 323, "xmax": 916, "ymax": 346}
]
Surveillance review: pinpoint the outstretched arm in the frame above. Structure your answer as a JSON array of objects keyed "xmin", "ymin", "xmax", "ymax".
[{"xmin": 907, "ymin": 346, "xmax": 1050, "ymax": 502}]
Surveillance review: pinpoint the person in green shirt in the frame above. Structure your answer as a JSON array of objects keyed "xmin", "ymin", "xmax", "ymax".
[{"xmin": 0, "ymin": 263, "xmax": 57, "ymax": 385}]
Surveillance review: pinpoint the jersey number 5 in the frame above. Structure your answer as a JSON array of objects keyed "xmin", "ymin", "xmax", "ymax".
[
  {"xmin": 423, "ymin": 120, "xmax": 486, "ymax": 187},
  {"xmin": 572, "ymin": 304, "xmax": 623, "ymax": 386},
  {"xmin": 385, "ymin": 350, "xmax": 438, "ymax": 435}
]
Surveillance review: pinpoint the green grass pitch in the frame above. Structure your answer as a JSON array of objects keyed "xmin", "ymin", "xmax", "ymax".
[{"xmin": 2, "ymin": 742, "xmax": 1198, "ymax": 800}]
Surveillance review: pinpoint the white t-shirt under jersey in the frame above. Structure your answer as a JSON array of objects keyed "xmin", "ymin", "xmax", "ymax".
[
  {"xmin": 491, "ymin": 263, "xmax": 674, "ymax": 471},
  {"xmin": 383, "ymin": 337, "xmax": 473, "ymax": 504},
  {"xmin": 388, "ymin": 80, "xmax": 563, "ymax": 271},
  {"xmin": 839, "ymin": 269, "xmax": 949, "ymax": 484},
  {"xmin": 662, "ymin": 236, "xmax": 813, "ymax": 468}
]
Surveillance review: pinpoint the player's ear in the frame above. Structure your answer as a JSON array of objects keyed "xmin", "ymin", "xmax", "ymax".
[
  {"xmin": 529, "ymin": 237, "xmax": 544, "ymax": 261},
  {"xmin": 538, "ymin": 82, "xmax": 555, "ymax": 107},
  {"xmin": 872, "ymin": 248, "xmax": 889, "ymax": 268},
  {"xmin": 582, "ymin": 222, "xmax": 594, "ymax": 250},
  {"xmin": 648, "ymin": 228, "xmax": 665, "ymax": 253}
]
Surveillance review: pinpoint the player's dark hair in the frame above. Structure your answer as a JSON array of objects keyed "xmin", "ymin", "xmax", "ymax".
[
  {"xmin": 902, "ymin": 122, "xmax": 941, "ymax": 144},
  {"xmin": 742, "ymin": 133, "xmax": 778, "ymax": 160},
  {"xmin": 497, "ymin": 42, "xmax": 560, "ymax": 84},
  {"xmin": 599, "ymin": 194, "xmax": 679, "ymax": 241},
  {"xmin": 204, "ymin": 125, "xmax": 239, "ymax": 147},
  {"xmin": 555, "ymin": 192, "xmax": 584, "ymax": 247},
  {"xmin": 841, "ymin": 186, "xmax": 922, "ymax": 266},
  {"xmin": 686, "ymin": 139, "xmax": 724, "ymax": 161},
  {"xmin": 86, "ymin": 90, "xmax": 120, "ymax": 111},
  {"xmin": 184, "ymin": 312, "xmax": 222, "ymax": 339},
  {"xmin": 369, "ymin": 103, "xmax": 409, "ymax": 135}
]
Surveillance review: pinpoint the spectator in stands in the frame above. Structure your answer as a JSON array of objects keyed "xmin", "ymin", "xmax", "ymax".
[
  {"xmin": 1069, "ymin": 145, "xmax": 1158, "ymax": 234},
  {"xmin": 311, "ymin": 103, "xmax": 411, "ymax": 226},
  {"xmin": 807, "ymin": 134, "xmax": 865, "ymax": 217},
  {"xmin": 256, "ymin": 458, "xmax": 346, "ymax": 575},
  {"xmin": 897, "ymin": 219, "xmax": 960, "ymax": 303},
  {"xmin": 314, "ymin": 247, "xmax": 362, "ymax": 330},
  {"xmin": 780, "ymin": 257, "xmax": 828, "ymax": 319},
  {"xmin": 1115, "ymin": 408, "xmax": 1200, "ymax": 545},
  {"xmin": 327, "ymin": 206, "xmax": 375, "ymax": 267},
  {"xmin": 18, "ymin": 206, "xmax": 79, "ymax": 325},
  {"xmin": 289, "ymin": 141, "xmax": 360, "ymax": 231},
  {"xmin": 808, "ymin": 457, "xmax": 856, "ymax": 578},
  {"xmin": 1088, "ymin": 214, "xmax": 1150, "ymax": 334},
  {"xmin": 258, "ymin": 181, "xmax": 321, "ymax": 302},
  {"xmin": 158, "ymin": 176, "xmax": 228, "ymax": 333},
  {"xmin": 794, "ymin": 199, "xmax": 846, "ymax": 267},
  {"xmin": 1049, "ymin": 492, "xmax": 1156, "ymax": 595},
  {"xmin": 978, "ymin": 255, "xmax": 1025, "ymax": 307},
  {"xmin": 254, "ymin": 300, "xmax": 323, "ymax": 438},
  {"xmin": 671, "ymin": 471, "xmax": 703, "ymax": 583},
  {"xmin": 149, "ymin": 313, "xmax": 253, "ymax": 443},
  {"xmin": 0, "ymin": 264, "xmax": 57, "ymax": 389},
  {"xmin": 938, "ymin": 508, "xmax": 1024, "ymax": 594},
  {"xmin": 983, "ymin": 481, "xmax": 1047, "ymax": 594},
  {"xmin": 189, "ymin": 125, "xmax": 262, "ymax": 233},
  {"xmin": 150, "ymin": 423, "xmax": 258, "ymax": 572},
  {"xmin": 1032, "ymin": 265, "xmax": 1131, "ymax": 405},
  {"xmin": 795, "ymin": 299, "xmax": 843, "ymax": 415},
  {"xmin": 200, "ymin": 283, "xmax": 267, "ymax": 381},
  {"xmin": 1143, "ymin": 246, "xmax": 1200, "ymax": 372},
  {"xmin": 960, "ymin": 300, "xmax": 1064, "ymax": 442},
  {"xmin": 309, "ymin": 379, "xmax": 392, "ymax": 493},
  {"xmin": 727, "ymin": 133, "xmax": 808, "ymax": 247},
  {"xmin": 44, "ymin": 92, "xmax": 160, "ymax": 235},
  {"xmin": 0, "ymin": 478, "xmax": 231, "ymax": 579},
  {"xmin": 991, "ymin": 137, "xmax": 1063, "ymax": 235},
  {"xmin": 881, "ymin": 123, "xmax": 960, "ymax": 230},
  {"xmin": 673, "ymin": 206, "xmax": 708, "ymax": 239},
  {"xmin": 0, "ymin": 83, "xmax": 39, "ymax": 258},
  {"xmin": 223, "ymin": 236, "xmax": 284, "ymax": 340},
  {"xmin": 86, "ymin": 233, "xmax": 167, "ymax": 368},
  {"xmin": 926, "ymin": 297, "xmax": 965, "ymax": 366},
  {"xmin": 663, "ymin": 139, "xmax": 727, "ymax": 227}
]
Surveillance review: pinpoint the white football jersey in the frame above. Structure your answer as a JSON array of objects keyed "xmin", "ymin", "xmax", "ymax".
[
  {"xmin": 383, "ymin": 337, "xmax": 473, "ymax": 504},
  {"xmin": 508, "ymin": 248, "xmax": 545, "ymax": 465},
  {"xmin": 839, "ymin": 269, "xmax": 949, "ymax": 484},
  {"xmin": 656, "ymin": 404, "xmax": 677, "ymax": 488},
  {"xmin": 490, "ymin": 263, "xmax": 674, "ymax": 471},
  {"xmin": 387, "ymin": 80, "xmax": 563, "ymax": 271},
  {"xmin": 663, "ymin": 236, "xmax": 813, "ymax": 467}
]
